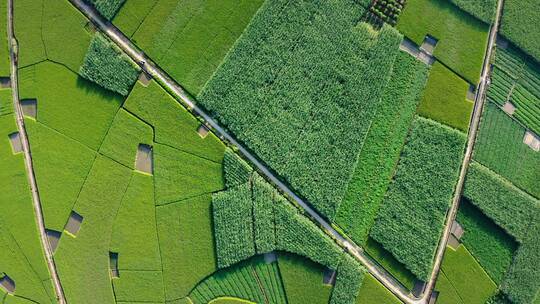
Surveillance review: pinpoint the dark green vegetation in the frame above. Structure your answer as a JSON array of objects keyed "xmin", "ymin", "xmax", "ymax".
[
  {"xmin": 336, "ymin": 51, "xmax": 429, "ymax": 245},
  {"xmin": 487, "ymin": 46, "xmax": 540, "ymax": 134},
  {"xmin": 464, "ymin": 162, "xmax": 540, "ymax": 303},
  {"xmin": 474, "ymin": 102, "xmax": 539, "ymax": 198},
  {"xmin": 500, "ymin": 0, "xmax": 540, "ymax": 62},
  {"xmin": 190, "ymin": 255, "xmax": 286, "ymax": 304},
  {"xmin": 370, "ymin": 117, "xmax": 466, "ymax": 280},
  {"xmin": 199, "ymin": 0, "xmax": 402, "ymax": 220},
  {"xmin": 88, "ymin": 0, "xmax": 126, "ymax": 19},
  {"xmin": 398, "ymin": 0, "xmax": 489, "ymax": 83},
  {"xmin": 435, "ymin": 245, "xmax": 497, "ymax": 304},
  {"xmin": 448, "ymin": 0, "xmax": 497, "ymax": 24},
  {"xmin": 366, "ymin": 0, "xmax": 406, "ymax": 26},
  {"xmin": 330, "ymin": 255, "xmax": 365, "ymax": 304},
  {"xmin": 356, "ymin": 274, "xmax": 402, "ymax": 304},
  {"xmin": 457, "ymin": 200, "xmax": 518, "ymax": 284},
  {"xmin": 79, "ymin": 33, "xmax": 140, "ymax": 96},
  {"xmin": 417, "ymin": 62, "xmax": 473, "ymax": 132},
  {"xmin": 114, "ymin": 0, "xmax": 263, "ymax": 95},
  {"xmin": 0, "ymin": 0, "xmax": 9, "ymax": 75}
]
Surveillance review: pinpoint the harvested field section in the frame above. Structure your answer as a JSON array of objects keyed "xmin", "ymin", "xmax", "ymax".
[
  {"xmin": 123, "ymin": 81, "xmax": 225, "ymax": 163},
  {"xmin": 129, "ymin": 0, "xmax": 264, "ymax": 95},
  {"xmin": 417, "ymin": 62, "xmax": 474, "ymax": 132},
  {"xmin": 370, "ymin": 117, "xmax": 466, "ymax": 280},
  {"xmin": 473, "ymin": 102, "xmax": 539, "ymax": 198},
  {"xmin": 336, "ymin": 51, "xmax": 430, "ymax": 245},
  {"xmin": 54, "ymin": 156, "xmax": 132, "ymax": 304},
  {"xmin": 199, "ymin": 0, "xmax": 402, "ymax": 220},
  {"xmin": 156, "ymin": 195, "xmax": 217, "ymax": 301},
  {"xmin": 397, "ymin": 0, "xmax": 488, "ymax": 83}
]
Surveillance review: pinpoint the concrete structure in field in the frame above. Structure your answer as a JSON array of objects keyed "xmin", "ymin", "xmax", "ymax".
[
  {"xmin": 138, "ymin": 71, "xmax": 152, "ymax": 87},
  {"xmin": 466, "ymin": 85, "xmax": 476, "ymax": 101},
  {"xmin": 46, "ymin": 229, "xmax": 61, "ymax": 253},
  {"xmin": 0, "ymin": 275, "xmax": 15, "ymax": 294},
  {"xmin": 412, "ymin": 280, "xmax": 427, "ymax": 298},
  {"xmin": 450, "ymin": 221, "xmax": 464, "ymax": 240},
  {"xmin": 420, "ymin": 35, "xmax": 438, "ymax": 55},
  {"xmin": 135, "ymin": 144, "xmax": 153, "ymax": 174},
  {"xmin": 399, "ymin": 37, "xmax": 435, "ymax": 66},
  {"xmin": 523, "ymin": 131, "xmax": 540, "ymax": 152},
  {"xmin": 197, "ymin": 124, "xmax": 209, "ymax": 138},
  {"xmin": 322, "ymin": 268, "xmax": 337, "ymax": 286},
  {"xmin": 64, "ymin": 211, "xmax": 83, "ymax": 236},
  {"xmin": 0, "ymin": 77, "xmax": 10, "ymax": 88},
  {"xmin": 428, "ymin": 291, "xmax": 439, "ymax": 304},
  {"xmin": 109, "ymin": 252, "xmax": 119, "ymax": 278},
  {"xmin": 502, "ymin": 101, "xmax": 516, "ymax": 115},
  {"xmin": 264, "ymin": 252, "xmax": 277, "ymax": 264},
  {"xmin": 8, "ymin": 132, "xmax": 22, "ymax": 153},
  {"xmin": 496, "ymin": 35, "xmax": 509, "ymax": 49},
  {"xmin": 20, "ymin": 99, "xmax": 37, "ymax": 119}
]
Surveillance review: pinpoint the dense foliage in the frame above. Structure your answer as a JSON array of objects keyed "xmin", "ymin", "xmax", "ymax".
[
  {"xmin": 336, "ymin": 52, "xmax": 429, "ymax": 245},
  {"xmin": 199, "ymin": 0, "xmax": 402, "ymax": 220},
  {"xmin": 79, "ymin": 33, "xmax": 140, "ymax": 96},
  {"xmin": 500, "ymin": 0, "xmax": 540, "ymax": 62},
  {"xmin": 448, "ymin": 0, "xmax": 497, "ymax": 24},
  {"xmin": 329, "ymin": 254, "xmax": 365, "ymax": 304},
  {"xmin": 223, "ymin": 149, "xmax": 253, "ymax": 188},
  {"xmin": 88, "ymin": 0, "xmax": 126, "ymax": 19},
  {"xmin": 370, "ymin": 117, "xmax": 466, "ymax": 280},
  {"xmin": 397, "ymin": 0, "xmax": 488, "ymax": 83},
  {"xmin": 474, "ymin": 102, "xmax": 539, "ymax": 198},
  {"xmin": 486, "ymin": 46, "xmax": 540, "ymax": 135}
]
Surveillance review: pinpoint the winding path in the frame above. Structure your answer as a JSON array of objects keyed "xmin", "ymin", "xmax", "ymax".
[
  {"xmin": 67, "ymin": 0, "xmax": 503, "ymax": 303},
  {"xmin": 6, "ymin": 0, "xmax": 67, "ymax": 303}
]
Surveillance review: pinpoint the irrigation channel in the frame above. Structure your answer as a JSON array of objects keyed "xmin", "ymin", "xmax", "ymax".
[
  {"xmin": 6, "ymin": 0, "xmax": 67, "ymax": 302},
  {"xmin": 70, "ymin": 0, "xmax": 502, "ymax": 303}
]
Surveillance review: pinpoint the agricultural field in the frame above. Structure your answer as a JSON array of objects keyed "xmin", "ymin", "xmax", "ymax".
[
  {"xmin": 499, "ymin": 0, "xmax": 540, "ymax": 62},
  {"xmin": 6, "ymin": 0, "xmax": 540, "ymax": 304}
]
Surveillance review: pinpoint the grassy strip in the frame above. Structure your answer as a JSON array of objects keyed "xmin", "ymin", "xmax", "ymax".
[
  {"xmin": 99, "ymin": 109, "xmax": 153, "ymax": 169},
  {"xmin": 355, "ymin": 274, "xmax": 402, "ymax": 304},
  {"xmin": 124, "ymin": 81, "xmax": 225, "ymax": 163},
  {"xmin": 278, "ymin": 253, "xmax": 332, "ymax": 304},
  {"xmin": 370, "ymin": 117, "xmax": 466, "ymax": 280},
  {"xmin": 80, "ymin": 33, "xmax": 140, "ymax": 96},
  {"xmin": 417, "ymin": 62, "xmax": 473, "ymax": 132},
  {"xmin": 112, "ymin": 0, "xmax": 158, "ymax": 37},
  {"xmin": 131, "ymin": 0, "xmax": 263, "ymax": 95},
  {"xmin": 112, "ymin": 270, "xmax": 164, "ymax": 302},
  {"xmin": 457, "ymin": 200, "xmax": 517, "ymax": 284},
  {"xmin": 55, "ymin": 156, "xmax": 132, "ymax": 304},
  {"xmin": 500, "ymin": 0, "xmax": 540, "ymax": 62},
  {"xmin": 0, "ymin": 89, "xmax": 12, "ymax": 116},
  {"xmin": 156, "ymin": 195, "xmax": 217, "ymax": 301},
  {"xmin": 397, "ymin": 0, "xmax": 488, "ymax": 83},
  {"xmin": 336, "ymin": 51, "xmax": 430, "ymax": 245},
  {"xmin": 473, "ymin": 102, "xmax": 539, "ymax": 199},
  {"xmin": 448, "ymin": 0, "xmax": 496, "ymax": 24},
  {"xmin": 435, "ymin": 245, "xmax": 497, "ymax": 304},
  {"xmin": 88, "ymin": 0, "xmax": 126, "ymax": 20},
  {"xmin": 199, "ymin": 0, "xmax": 402, "ymax": 220}
]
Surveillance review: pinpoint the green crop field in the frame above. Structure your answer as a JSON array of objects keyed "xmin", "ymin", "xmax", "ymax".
[
  {"xmin": 417, "ymin": 62, "xmax": 474, "ymax": 132},
  {"xmin": 398, "ymin": 0, "xmax": 489, "ymax": 83},
  {"xmin": 370, "ymin": 117, "xmax": 466, "ymax": 280},
  {"xmin": 199, "ymin": 0, "xmax": 402, "ymax": 221},
  {"xmin": 500, "ymin": 0, "xmax": 540, "ymax": 62},
  {"xmin": 0, "ymin": 0, "xmax": 9, "ymax": 75},
  {"xmin": 474, "ymin": 102, "xmax": 539, "ymax": 198},
  {"xmin": 448, "ymin": 0, "xmax": 497, "ymax": 24},
  {"xmin": 356, "ymin": 274, "xmax": 402, "ymax": 304},
  {"xmin": 88, "ymin": 0, "xmax": 126, "ymax": 20},
  {"xmin": 486, "ymin": 45, "xmax": 540, "ymax": 134}
]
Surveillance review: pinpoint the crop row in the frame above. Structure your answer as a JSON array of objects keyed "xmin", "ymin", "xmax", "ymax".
[
  {"xmin": 330, "ymin": 254, "xmax": 366, "ymax": 304},
  {"xmin": 198, "ymin": 0, "xmax": 402, "ymax": 220},
  {"xmin": 88, "ymin": 0, "xmax": 125, "ymax": 20},
  {"xmin": 370, "ymin": 117, "xmax": 466, "ymax": 280}
]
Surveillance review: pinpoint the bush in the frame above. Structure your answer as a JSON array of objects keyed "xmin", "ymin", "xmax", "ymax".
[
  {"xmin": 336, "ymin": 51, "xmax": 429, "ymax": 245},
  {"xmin": 370, "ymin": 117, "xmax": 466, "ymax": 280},
  {"xmin": 198, "ymin": 0, "xmax": 402, "ymax": 220},
  {"xmin": 87, "ymin": 0, "xmax": 126, "ymax": 20},
  {"xmin": 79, "ymin": 33, "xmax": 140, "ymax": 96},
  {"xmin": 448, "ymin": 0, "xmax": 497, "ymax": 24},
  {"xmin": 329, "ymin": 254, "xmax": 365, "ymax": 304}
]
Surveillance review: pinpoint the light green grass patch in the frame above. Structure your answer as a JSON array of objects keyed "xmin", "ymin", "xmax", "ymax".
[
  {"xmin": 99, "ymin": 109, "xmax": 153, "ymax": 169},
  {"xmin": 436, "ymin": 245, "xmax": 497, "ymax": 303},
  {"xmin": 156, "ymin": 195, "xmax": 217, "ymax": 301},
  {"xmin": 0, "ymin": 0, "xmax": 10, "ymax": 75},
  {"xmin": 0, "ymin": 89, "xmax": 13, "ymax": 116},
  {"xmin": 418, "ymin": 62, "xmax": 473, "ymax": 132},
  {"xmin": 25, "ymin": 119, "xmax": 96, "ymax": 231},
  {"xmin": 18, "ymin": 61, "xmax": 122, "ymax": 150},
  {"xmin": 208, "ymin": 298, "xmax": 255, "ymax": 304},
  {"xmin": 278, "ymin": 253, "xmax": 332, "ymax": 304},
  {"xmin": 112, "ymin": 270, "xmax": 165, "ymax": 303},
  {"xmin": 55, "ymin": 156, "xmax": 132, "ymax": 304},
  {"xmin": 154, "ymin": 143, "xmax": 223, "ymax": 205},
  {"xmin": 123, "ymin": 81, "xmax": 225, "ymax": 162},
  {"xmin": 356, "ymin": 274, "xmax": 402, "ymax": 304},
  {"xmin": 110, "ymin": 174, "xmax": 161, "ymax": 270},
  {"xmin": 13, "ymin": 0, "xmax": 47, "ymax": 67},
  {"xmin": 397, "ymin": 0, "xmax": 488, "ymax": 83},
  {"xmin": 113, "ymin": 0, "xmax": 159, "ymax": 37}
]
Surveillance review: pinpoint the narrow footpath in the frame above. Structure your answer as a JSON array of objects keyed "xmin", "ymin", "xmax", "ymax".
[
  {"xmin": 68, "ymin": 0, "xmax": 504, "ymax": 303},
  {"xmin": 6, "ymin": 0, "xmax": 67, "ymax": 303}
]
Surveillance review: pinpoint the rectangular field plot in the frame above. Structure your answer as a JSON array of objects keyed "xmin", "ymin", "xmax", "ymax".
[
  {"xmin": 118, "ymin": 0, "xmax": 264, "ymax": 95},
  {"xmin": 500, "ymin": 0, "xmax": 540, "ymax": 62},
  {"xmin": 397, "ymin": 0, "xmax": 489, "ymax": 83},
  {"xmin": 199, "ymin": 0, "xmax": 402, "ymax": 220}
]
